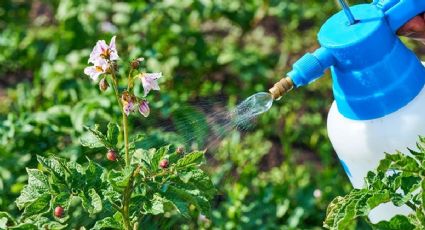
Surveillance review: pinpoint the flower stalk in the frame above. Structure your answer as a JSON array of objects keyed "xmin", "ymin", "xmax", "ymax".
[{"xmin": 83, "ymin": 36, "xmax": 162, "ymax": 228}]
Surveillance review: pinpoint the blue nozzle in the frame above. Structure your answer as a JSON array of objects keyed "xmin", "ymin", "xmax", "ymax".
[{"xmin": 288, "ymin": 47, "xmax": 335, "ymax": 87}]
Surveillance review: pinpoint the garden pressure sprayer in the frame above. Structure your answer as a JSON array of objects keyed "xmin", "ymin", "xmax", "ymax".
[{"xmin": 269, "ymin": 0, "xmax": 425, "ymax": 222}]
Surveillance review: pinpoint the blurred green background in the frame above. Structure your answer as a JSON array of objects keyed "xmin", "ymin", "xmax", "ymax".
[{"xmin": 1, "ymin": 0, "xmax": 424, "ymax": 229}]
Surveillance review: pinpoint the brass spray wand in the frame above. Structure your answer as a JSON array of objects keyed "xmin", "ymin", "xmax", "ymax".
[{"xmin": 269, "ymin": 76, "xmax": 294, "ymax": 100}]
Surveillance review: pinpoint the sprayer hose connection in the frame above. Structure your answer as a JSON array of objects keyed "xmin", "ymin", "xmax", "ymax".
[{"xmin": 269, "ymin": 77, "xmax": 294, "ymax": 100}]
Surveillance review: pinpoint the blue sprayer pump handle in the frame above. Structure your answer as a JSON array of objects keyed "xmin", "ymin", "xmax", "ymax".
[
  {"xmin": 375, "ymin": 0, "xmax": 425, "ymax": 31},
  {"xmin": 287, "ymin": 0, "xmax": 425, "ymax": 120}
]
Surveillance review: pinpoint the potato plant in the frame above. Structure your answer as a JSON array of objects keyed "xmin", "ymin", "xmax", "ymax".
[
  {"xmin": 0, "ymin": 36, "xmax": 215, "ymax": 229},
  {"xmin": 324, "ymin": 137, "xmax": 425, "ymax": 230}
]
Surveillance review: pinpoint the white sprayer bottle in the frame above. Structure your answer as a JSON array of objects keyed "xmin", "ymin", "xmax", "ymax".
[{"xmin": 269, "ymin": 0, "xmax": 425, "ymax": 223}]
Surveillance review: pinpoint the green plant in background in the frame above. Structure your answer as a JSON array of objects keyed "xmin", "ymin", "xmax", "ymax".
[
  {"xmin": 0, "ymin": 36, "xmax": 215, "ymax": 229},
  {"xmin": 324, "ymin": 137, "xmax": 425, "ymax": 230},
  {"xmin": 2, "ymin": 0, "xmax": 411, "ymax": 229}
]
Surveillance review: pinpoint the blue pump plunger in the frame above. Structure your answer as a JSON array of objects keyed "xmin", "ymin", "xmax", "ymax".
[{"xmin": 276, "ymin": 0, "xmax": 425, "ymax": 120}]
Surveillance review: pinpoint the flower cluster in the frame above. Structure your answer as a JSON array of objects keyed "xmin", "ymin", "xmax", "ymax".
[
  {"xmin": 84, "ymin": 36, "xmax": 118, "ymax": 81},
  {"xmin": 84, "ymin": 36, "xmax": 162, "ymax": 118}
]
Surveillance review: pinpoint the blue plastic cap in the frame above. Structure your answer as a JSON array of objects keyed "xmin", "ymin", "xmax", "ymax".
[
  {"xmin": 288, "ymin": 47, "xmax": 335, "ymax": 87},
  {"xmin": 289, "ymin": 0, "xmax": 425, "ymax": 120}
]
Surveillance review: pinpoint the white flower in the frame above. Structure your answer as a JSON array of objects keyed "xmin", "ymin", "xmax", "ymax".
[
  {"xmin": 138, "ymin": 100, "xmax": 150, "ymax": 117},
  {"xmin": 88, "ymin": 36, "xmax": 119, "ymax": 64},
  {"xmin": 84, "ymin": 59, "xmax": 109, "ymax": 81},
  {"xmin": 140, "ymin": 72, "xmax": 162, "ymax": 96}
]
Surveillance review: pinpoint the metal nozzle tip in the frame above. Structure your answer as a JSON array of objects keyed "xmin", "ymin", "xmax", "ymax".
[{"xmin": 269, "ymin": 77, "xmax": 294, "ymax": 100}]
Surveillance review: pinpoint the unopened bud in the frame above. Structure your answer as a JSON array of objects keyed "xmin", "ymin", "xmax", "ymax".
[
  {"xmin": 99, "ymin": 78, "xmax": 109, "ymax": 91},
  {"xmin": 107, "ymin": 149, "xmax": 117, "ymax": 161},
  {"xmin": 131, "ymin": 58, "xmax": 145, "ymax": 69},
  {"xmin": 159, "ymin": 159, "xmax": 169, "ymax": 169},
  {"xmin": 176, "ymin": 146, "xmax": 184, "ymax": 154}
]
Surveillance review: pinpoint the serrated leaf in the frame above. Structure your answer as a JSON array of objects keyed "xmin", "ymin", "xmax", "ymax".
[
  {"xmin": 80, "ymin": 131, "xmax": 104, "ymax": 149},
  {"xmin": 83, "ymin": 125, "xmax": 113, "ymax": 149},
  {"xmin": 86, "ymin": 159, "xmax": 106, "ymax": 189},
  {"xmin": 187, "ymin": 169, "xmax": 216, "ymax": 199},
  {"xmin": 107, "ymin": 122, "xmax": 119, "ymax": 147},
  {"xmin": 37, "ymin": 156, "xmax": 65, "ymax": 178},
  {"xmin": 16, "ymin": 169, "xmax": 50, "ymax": 210},
  {"xmin": 176, "ymin": 151, "xmax": 204, "ymax": 168},
  {"xmin": 163, "ymin": 185, "xmax": 202, "ymax": 217},
  {"xmin": 108, "ymin": 168, "xmax": 132, "ymax": 189},
  {"xmin": 53, "ymin": 192, "xmax": 72, "ymax": 208},
  {"xmin": 8, "ymin": 223, "xmax": 38, "ymax": 230},
  {"xmin": 373, "ymin": 215, "xmax": 415, "ymax": 229},
  {"xmin": 91, "ymin": 217, "xmax": 122, "ymax": 230},
  {"xmin": 0, "ymin": 211, "xmax": 16, "ymax": 227},
  {"xmin": 21, "ymin": 193, "xmax": 51, "ymax": 218},
  {"xmin": 80, "ymin": 189, "xmax": 103, "ymax": 216},
  {"xmin": 143, "ymin": 194, "xmax": 165, "ymax": 215}
]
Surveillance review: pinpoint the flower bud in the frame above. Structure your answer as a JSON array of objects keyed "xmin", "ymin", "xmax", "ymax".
[
  {"xmin": 131, "ymin": 57, "xmax": 144, "ymax": 69},
  {"xmin": 159, "ymin": 159, "xmax": 169, "ymax": 169},
  {"xmin": 99, "ymin": 78, "xmax": 109, "ymax": 91},
  {"xmin": 54, "ymin": 206, "xmax": 64, "ymax": 218},
  {"xmin": 107, "ymin": 149, "xmax": 117, "ymax": 161},
  {"xmin": 138, "ymin": 100, "xmax": 150, "ymax": 117},
  {"xmin": 176, "ymin": 146, "xmax": 184, "ymax": 154}
]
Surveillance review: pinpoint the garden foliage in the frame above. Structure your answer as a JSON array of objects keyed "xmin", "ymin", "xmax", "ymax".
[
  {"xmin": 1, "ymin": 0, "xmax": 424, "ymax": 229},
  {"xmin": 325, "ymin": 137, "xmax": 425, "ymax": 230}
]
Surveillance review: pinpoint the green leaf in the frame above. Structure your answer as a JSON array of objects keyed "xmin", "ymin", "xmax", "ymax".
[
  {"xmin": 37, "ymin": 155, "xmax": 65, "ymax": 178},
  {"xmin": 80, "ymin": 188, "xmax": 103, "ymax": 216},
  {"xmin": 86, "ymin": 159, "xmax": 106, "ymax": 189},
  {"xmin": 53, "ymin": 192, "xmax": 72, "ymax": 208},
  {"xmin": 80, "ymin": 131, "xmax": 104, "ymax": 149},
  {"xmin": 82, "ymin": 125, "xmax": 113, "ymax": 149},
  {"xmin": 21, "ymin": 193, "xmax": 51, "ymax": 218},
  {"xmin": 8, "ymin": 223, "xmax": 38, "ymax": 230},
  {"xmin": 151, "ymin": 145, "xmax": 169, "ymax": 171},
  {"xmin": 0, "ymin": 211, "xmax": 16, "ymax": 227},
  {"xmin": 366, "ymin": 191, "xmax": 390, "ymax": 210},
  {"xmin": 373, "ymin": 215, "xmax": 415, "ymax": 230},
  {"xmin": 188, "ymin": 169, "xmax": 215, "ymax": 199},
  {"xmin": 107, "ymin": 122, "xmax": 120, "ymax": 147},
  {"xmin": 16, "ymin": 169, "xmax": 50, "ymax": 210},
  {"xmin": 108, "ymin": 168, "xmax": 132, "ymax": 190},
  {"xmin": 91, "ymin": 217, "xmax": 122, "ymax": 230},
  {"xmin": 66, "ymin": 161, "xmax": 86, "ymax": 189},
  {"xmin": 143, "ymin": 194, "xmax": 165, "ymax": 215},
  {"xmin": 176, "ymin": 151, "xmax": 204, "ymax": 168},
  {"xmin": 162, "ymin": 185, "xmax": 204, "ymax": 217}
]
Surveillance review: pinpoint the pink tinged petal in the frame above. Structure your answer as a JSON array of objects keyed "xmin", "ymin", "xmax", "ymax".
[
  {"xmin": 109, "ymin": 52, "xmax": 119, "ymax": 61},
  {"xmin": 84, "ymin": 66, "xmax": 103, "ymax": 81},
  {"xmin": 138, "ymin": 100, "xmax": 150, "ymax": 117},
  {"xmin": 109, "ymin": 36, "xmax": 116, "ymax": 51},
  {"xmin": 141, "ymin": 72, "xmax": 162, "ymax": 96},
  {"xmin": 108, "ymin": 36, "xmax": 119, "ymax": 60},
  {"xmin": 88, "ymin": 44, "xmax": 104, "ymax": 64},
  {"xmin": 96, "ymin": 40, "xmax": 108, "ymax": 53},
  {"xmin": 123, "ymin": 101, "xmax": 134, "ymax": 116},
  {"xmin": 144, "ymin": 72, "xmax": 162, "ymax": 80}
]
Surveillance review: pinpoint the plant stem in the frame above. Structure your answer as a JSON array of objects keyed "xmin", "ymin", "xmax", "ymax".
[
  {"xmin": 122, "ymin": 166, "xmax": 141, "ymax": 230},
  {"xmin": 406, "ymin": 201, "xmax": 417, "ymax": 211},
  {"xmin": 110, "ymin": 70, "xmax": 130, "ymax": 166},
  {"xmin": 127, "ymin": 69, "xmax": 134, "ymax": 92}
]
